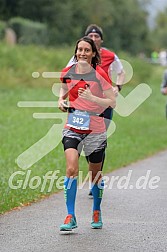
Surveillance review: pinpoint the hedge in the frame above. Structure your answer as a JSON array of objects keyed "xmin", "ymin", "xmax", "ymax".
[{"xmin": 8, "ymin": 17, "xmax": 49, "ymax": 45}]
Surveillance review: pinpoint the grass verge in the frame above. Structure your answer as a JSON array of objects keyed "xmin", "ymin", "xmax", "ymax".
[{"xmin": 0, "ymin": 43, "xmax": 167, "ymax": 214}]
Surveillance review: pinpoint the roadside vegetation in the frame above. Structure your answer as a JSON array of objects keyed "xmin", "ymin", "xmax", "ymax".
[{"xmin": 0, "ymin": 43, "xmax": 166, "ymax": 214}]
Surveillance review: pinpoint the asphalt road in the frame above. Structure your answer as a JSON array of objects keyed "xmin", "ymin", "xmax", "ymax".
[{"xmin": 0, "ymin": 150, "xmax": 167, "ymax": 252}]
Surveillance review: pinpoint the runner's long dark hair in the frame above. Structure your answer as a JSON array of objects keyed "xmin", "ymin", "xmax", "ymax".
[{"xmin": 74, "ymin": 36, "xmax": 100, "ymax": 69}]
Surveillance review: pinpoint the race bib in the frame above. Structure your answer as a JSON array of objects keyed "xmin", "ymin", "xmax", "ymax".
[{"xmin": 67, "ymin": 110, "xmax": 90, "ymax": 130}]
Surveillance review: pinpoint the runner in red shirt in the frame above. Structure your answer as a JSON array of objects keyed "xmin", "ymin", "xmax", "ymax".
[
  {"xmin": 66, "ymin": 24, "xmax": 125, "ymax": 197},
  {"xmin": 58, "ymin": 36, "xmax": 116, "ymax": 231},
  {"xmin": 67, "ymin": 24, "xmax": 125, "ymax": 128},
  {"xmin": 60, "ymin": 64, "xmax": 113, "ymax": 133}
]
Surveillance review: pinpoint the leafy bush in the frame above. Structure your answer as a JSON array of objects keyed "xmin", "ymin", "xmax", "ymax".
[
  {"xmin": 8, "ymin": 17, "xmax": 49, "ymax": 45},
  {"xmin": 0, "ymin": 21, "xmax": 7, "ymax": 40}
]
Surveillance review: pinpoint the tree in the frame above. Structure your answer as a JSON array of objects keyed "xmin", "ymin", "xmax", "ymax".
[
  {"xmin": 102, "ymin": 0, "xmax": 150, "ymax": 54},
  {"xmin": 17, "ymin": 0, "xmax": 56, "ymax": 23},
  {"xmin": 0, "ymin": 0, "xmax": 151, "ymax": 54},
  {"xmin": 150, "ymin": 8, "xmax": 167, "ymax": 50},
  {"xmin": 0, "ymin": 0, "xmax": 19, "ymax": 20}
]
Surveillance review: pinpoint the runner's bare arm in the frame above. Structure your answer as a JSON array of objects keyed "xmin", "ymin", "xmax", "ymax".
[
  {"xmin": 78, "ymin": 87, "xmax": 116, "ymax": 109},
  {"xmin": 58, "ymin": 84, "xmax": 69, "ymax": 112}
]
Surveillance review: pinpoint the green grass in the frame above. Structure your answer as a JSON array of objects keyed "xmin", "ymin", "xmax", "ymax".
[{"xmin": 0, "ymin": 43, "xmax": 167, "ymax": 214}]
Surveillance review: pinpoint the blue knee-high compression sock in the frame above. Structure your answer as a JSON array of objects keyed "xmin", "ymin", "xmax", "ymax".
[
  {"xmin": 64, "ymin": 176, "xmax": 77, "ymax": 216},
  {"xmin": 91, "ymin": 180, "xmax": 104, "ymax": 211}
]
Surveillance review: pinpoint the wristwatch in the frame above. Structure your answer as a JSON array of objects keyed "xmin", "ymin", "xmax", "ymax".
[{"xmin": 116, "ymin": 85, "xmax": 122, "ymax": 91}]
